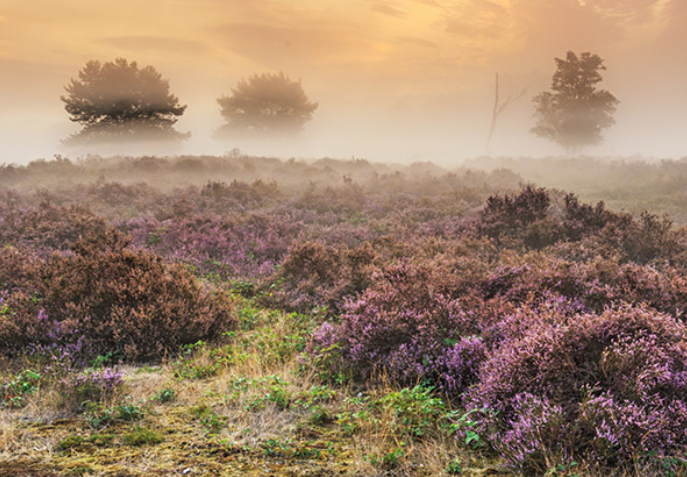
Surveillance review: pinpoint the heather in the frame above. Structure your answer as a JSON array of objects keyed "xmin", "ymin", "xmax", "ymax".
[
  {"xmin": 4, "ymin": 155, "xmax": 687, "ymax": 475},
  {"xmin": 0, "ymin": 225, "xmax": 235, "ymax": 363}
]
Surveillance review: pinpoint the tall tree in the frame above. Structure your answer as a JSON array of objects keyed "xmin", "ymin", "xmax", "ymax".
[
  {"xmin": 61, "ymin": 58, "xmax": 188, "ymax": 145},
  {"xmin": 531, "ymin": 51, "xmax": 619, "ymax": 153},
  {"xmin": 216, "ymin": 72, "xmax": 318, "ymax": 137}
]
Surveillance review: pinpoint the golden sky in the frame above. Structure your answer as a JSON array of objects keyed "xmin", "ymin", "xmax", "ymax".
[{"xmin": 1, "ymin": 0, "xmax": 685, "ymax": 161}]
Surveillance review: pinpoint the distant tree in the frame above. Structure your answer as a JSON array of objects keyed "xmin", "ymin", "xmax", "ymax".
[
  {"xmin": 61, "ymin": 58, "xmax": 188, "ymax": 145},
  {"xmin": 216, "ymin": 72, "xmax": 318, "ymax": 137},
  {"xmin": 486, "ymin": 71, "xmax": 526, "ymax": 155},
  {"xmin": 531, "ymin": 51, "xmax": 619, "ymax": 153}
]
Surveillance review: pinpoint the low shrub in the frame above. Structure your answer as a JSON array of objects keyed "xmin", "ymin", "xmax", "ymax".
[
  {"xmin": 309, "ymin": 259, "xmax": 485, "ymax": 393},
  {"xmin": 265, "ymin": 240, "xmax": 378, "ymax": 314},
  {"xmin": 463, "ymin": 306, "xmax": 687, "ymax": 472},
  {"xmin": 0, "ymin": 230, "xmax": 235, "ymax": 362},
  {"xmin": 60, "ymin": 367, "xmax": 123, "ymax": 406}
]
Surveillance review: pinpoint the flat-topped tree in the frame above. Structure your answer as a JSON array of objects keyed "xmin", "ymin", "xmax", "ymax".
[
  {"xmin": 216, "ymin": 72, "xmax": 318, "ymax": 137},
  {"xmin": 531, "ymin": 51, "xmax": 619, "ymax": 154},
  {"xmin": 61, "ymin": 58, "xmax": 188, "ymax": 145}
]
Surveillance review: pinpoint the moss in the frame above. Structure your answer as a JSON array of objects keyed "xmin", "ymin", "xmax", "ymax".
[{"xmin": 121, "ymin": 425, "xmax": 164, "ymax": 446}]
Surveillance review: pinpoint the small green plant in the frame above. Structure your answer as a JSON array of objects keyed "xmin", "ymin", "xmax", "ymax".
[
  {"xmin": 364, "ymin": 445, "xmax": 406, "ymax": 469},
  {"xmin": 172, "ymin": 346, "xmax": 220, "ymax": 380},
  {"xmin": 82, "ymin": 401, "xmax": 115, "ymax": 429},
  {"xmin": 2, "ymin": 369, "xmax": 40, "ymax": 408},
  {"xmin": 336, "ymin": 395, "xmax": 372, "ymax": 435},
  {"xmin": 448, "ymin": 408, "xmax": 496, "ymax": 449},
  {"xmin": 262, "ymin": 438, "xmax": 291, "ymax": 457},
  {"xmin": 295, "ymin": 384, "xmax": 336, "ymax": 409},
  {"xmin": 383, "ymin": 445, "xmax": 406, "ymax": 468},
  {"xmin": 122, "ymin": 425, "xmax": 163, "ymax": 446},
  {"xmin": 545, "ymin": 461, "xmax": 579, "ymax": 476},
  {"xmin": 244, "ymin": 376, "xmax": 292, "ymax": 411},
  {"xmin": 446, "ymin": 457, "xmax": 463, "ymax": 474},
  {"xmin": 90, "ymin": 351, "xmax": 121, "ymax": 369},
  {"xmin": 191, "ymin": 404, "xmax": 226, "ymax": 435},
  {"xmin": 152, "ymin": 387, "xmax": 175, "ymax": 403},
  {"xmin": 201, "ymin": 412, "xmax": 226, "ymax": 435},
  {"xmin": 265, "ymin": 383, "xmax": 291, "ymax": 410},
  {"xmin": 376, "ymin": 385, "xmax": 445, "ymax": 439},
  {"xmin": 115, "ymin": 402, "xmax": 144, "ymax": 421}
]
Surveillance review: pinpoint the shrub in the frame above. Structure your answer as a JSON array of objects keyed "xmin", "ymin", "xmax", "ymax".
[
  {"xmin": 309, "ymin": 259, "xmax": 485, "ymax": 393},
  {"xmin": 60, "ymin": 367, "xmax": 123, "ymax": 406},
  {"xmin": 265, "ymin": 240, "xmax": 378, "ymax": 314},
  {"xmin": 0, "ymin": 202, "xmax": 109, "ymax": 253},
  {"xmin": 121, "ymin": 212, "xmax": 301, "ymax": 279},
  {"xmin": 478, "ymin": 185, "xmax": 559, "ymax": 249},
  {"xmin": 464, "ymin": 306, "xmax": 687, "ymax": 472},
  {"xmin": 0, "ymin": 229, "xmax": 235, "ymax": 362}
]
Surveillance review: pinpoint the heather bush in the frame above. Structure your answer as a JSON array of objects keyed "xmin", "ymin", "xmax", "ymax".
[
  {"xmin": 308, "ymin": 259, "xmax": 486, "ymax": 393},
  {"xmin": 464, "ymin": 306, "xmax": 687, "ymax": 472},
  {"xmin": 561, "ymin": 193, "xmax": 620, "ymax": 241},
  {"xmin": 121, "ymin": 212, "xmax": 301, "ymax": 279},
  {"xmin": 0, "ymin": 202, "xmax": 109, "ymax": 253},
  {"xmin": 478, "ymin": 185, "xmax": 560, "ymax": 249},
  {"xmin": 0, "ymin": 229, "xmax": 235, "ymax": 362},
  {"xmin": 39, "ymin": 231, "xmax": 235, "ymax": 361},
  {"xmin": 265, "ymin": 241, "xmax": 378, "ymax": 314},
  {"xmin": 59, "ymin": 367, "xmax": 123, "ymax": 407}
]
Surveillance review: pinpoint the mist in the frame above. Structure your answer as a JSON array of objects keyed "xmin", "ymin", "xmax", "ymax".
[{"xmin": 1, "ymin": 0, "xmax": 686, "ymax": 165}]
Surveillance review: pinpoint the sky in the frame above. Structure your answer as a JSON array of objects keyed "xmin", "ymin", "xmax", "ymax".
[{"xmin": 0, "ymin": 0, "xmax": 685, "ymax": 164}]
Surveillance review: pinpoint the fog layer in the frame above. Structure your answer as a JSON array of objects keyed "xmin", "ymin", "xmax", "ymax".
[{"xmin": 1, "ymin": 0, "xmax": 685, "ymax": 164}]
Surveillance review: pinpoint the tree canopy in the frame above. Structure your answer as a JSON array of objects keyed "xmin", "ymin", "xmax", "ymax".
[
  {"xmin": 531, "ymin": 51, "xmax": 619, "ymax": 153},
  {"xmin": 216, "ymin": 72, "xmax": 318, "ymax": 137},
  {"xmin": 61, "ymin": 58, "xmax": 188, "ymax": 145}
]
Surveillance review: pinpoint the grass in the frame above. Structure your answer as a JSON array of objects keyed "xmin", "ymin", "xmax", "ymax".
[
  {"xmin": 1, "ymin": 296, "xmax": 475, "ymax": 476},
  {"xmin": 0, "ymin": 294, "xmax": 663, "ymax": 476}
]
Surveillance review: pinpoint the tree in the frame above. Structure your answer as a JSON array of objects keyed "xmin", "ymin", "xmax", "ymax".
[
  {"xmin": 486, "ymin": 72, "xmax": 526, "ymax": 155},
  {"xmin": 531, "ymin": 51, "xmax": 619, "ymax": 153},
  {"xmin": 61, "ymin": 58, "xmax": 188, "ymax": 145},
  {"xmin": 216, "ymin": 72, "xmax": 318, "ymax": 137}
]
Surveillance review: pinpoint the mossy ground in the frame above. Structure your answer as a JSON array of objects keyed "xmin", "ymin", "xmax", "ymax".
[{"xmin": 0, "ymin": 297, "xmax": 507, "ymax": 477}]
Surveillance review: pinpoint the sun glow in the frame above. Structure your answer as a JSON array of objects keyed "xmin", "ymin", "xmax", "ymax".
[{"xmin": 0, "ymin": 0, "xmax": 686, "ymax": 161}]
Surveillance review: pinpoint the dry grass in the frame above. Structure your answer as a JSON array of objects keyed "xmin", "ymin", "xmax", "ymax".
[{"xmin": 2, "ymin": 299, "xmax": 677, "ymax": 477}]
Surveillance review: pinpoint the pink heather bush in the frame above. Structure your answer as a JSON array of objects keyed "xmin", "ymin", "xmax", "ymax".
[
  {"xmin": 463, "ymin": 306, "xmax": 687, "ymax": 471},
  {"xmin": 61, "ymin": 367, "xmax": 124, "ymax": 404},
  {"xmin": 264, "ymin": 240, "xmax": 378, "ymax": 314},
  {"xmin": 119, "ymin": 211, "xmax": 302, "ymax": 279},
  {"xmin": 0, "ymin": 230, "xmax": 235, "ymax": 362},
  {"xmin": 308, "ymin": 259, "xmax": 487, "ymax": 392}
]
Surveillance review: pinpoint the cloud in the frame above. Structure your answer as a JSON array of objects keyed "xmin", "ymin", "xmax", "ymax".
[
  {"xmin": 370, "ymin": 3, "xmax": 407, "ymax": 18},
  {"xmin": 395, "ymin": 36, "xmax": 438, "ymax": 48},
  {"xmin": 98, "ymin": 36, "xmax": 208, "ymax": 55},
  {"xmin": 443, "ymin": 0, "xmax": 510, "ymax": 37},
  {"xmin": 586, "ymin": 0, "xmax": 663, "ymax": 23},
  {"xmin": 212, "ymin": 21, "xmax": 374, "ymax": 68}
]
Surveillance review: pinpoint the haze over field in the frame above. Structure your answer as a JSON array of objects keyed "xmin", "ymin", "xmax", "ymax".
[{"xmin": 1, "ymin": 0, "xmax": 686, "ymax": 163}]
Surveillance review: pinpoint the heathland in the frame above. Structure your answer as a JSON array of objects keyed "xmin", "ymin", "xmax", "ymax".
[{"xmin": 3, "ymin": 154, "xmax": 687, "ymax": 476}]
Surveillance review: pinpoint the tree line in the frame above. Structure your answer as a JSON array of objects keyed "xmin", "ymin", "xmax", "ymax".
[{"xmin": 61, "ymin": 53, "xmax": 618, "ymax": 153}]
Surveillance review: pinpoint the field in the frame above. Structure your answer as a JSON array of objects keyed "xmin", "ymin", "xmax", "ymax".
[{"xmin": 3, "ymin": 153, "xmax": 687, "ymax": 476}]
